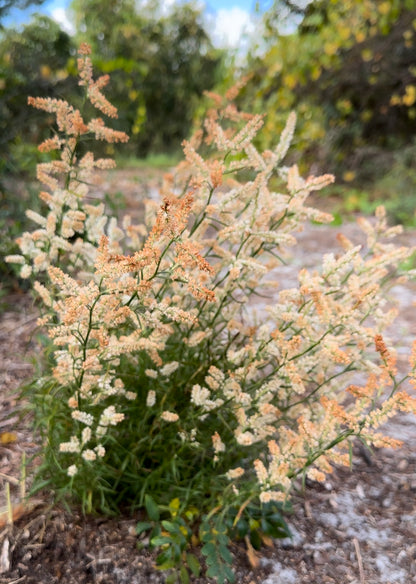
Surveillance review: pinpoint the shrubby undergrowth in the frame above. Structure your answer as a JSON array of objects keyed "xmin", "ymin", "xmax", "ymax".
[{"xmin": 7, "ymin": 45, "xmax": 416, "ymax": 583}]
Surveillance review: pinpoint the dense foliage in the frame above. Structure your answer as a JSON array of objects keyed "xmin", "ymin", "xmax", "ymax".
[
  {"xmin": 243, "ymin": 0, "xmax": 416, "ymax": 179},
  {"xmin": 0, "ymin": 15, "xmax": 78, "ymax": 279},
  {"xmin": 0, "ymin": 15, "xmax": 76, "ymax": 174},
  {"xmin": 70, "ymin": 0, "xmax": 223, "ymax": 155}
]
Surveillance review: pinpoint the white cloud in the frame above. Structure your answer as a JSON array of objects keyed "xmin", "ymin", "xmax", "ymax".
[
  {"xmin": 50, "ymin": 7, "xmax": 75, "ymax": 35},
  {"xmin": 211, "ymin": 6, "xmax": 255, "ymax": 49}
]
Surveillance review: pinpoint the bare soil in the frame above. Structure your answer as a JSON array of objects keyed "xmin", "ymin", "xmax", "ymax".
[{"xmin": 1, "ymin": 169, "xmax": 416, "ymax": 584}]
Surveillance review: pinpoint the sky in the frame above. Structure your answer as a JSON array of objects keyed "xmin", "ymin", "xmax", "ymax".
[{"xmin": 4, "ymin": 0, "xmax": 271, "ymax": 49}]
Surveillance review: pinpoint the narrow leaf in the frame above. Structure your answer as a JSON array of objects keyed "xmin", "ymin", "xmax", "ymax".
[
  {"xmin": 180, "ymin": 565, "xmax": 190, "ymax": 584},
  {"xmin": 186, "ymin": 553, "xmax": 200, "ymax": 577},
  {"xmin": 151, "ymin": 535, "xmax": 172, "ymax": 547},
  {"xmin": 135, "ymin": 521, "xmax": 152, "ymax": 535},
  {"xmin": 145, "ymin": 494, "xmax": 160, "ymax": 521},
  {"xmin": 162, "ymin": 520, "xmax": 181, "ymax": 534}
]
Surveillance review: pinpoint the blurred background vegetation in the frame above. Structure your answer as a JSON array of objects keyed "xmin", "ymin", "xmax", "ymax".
[
  {"xmin": 1, "ymin": 0, "xmax": 416, "ymax": 285},
  {"xmin": 240, "ymin": 0, "xmax": 416, "ymax": 225}
]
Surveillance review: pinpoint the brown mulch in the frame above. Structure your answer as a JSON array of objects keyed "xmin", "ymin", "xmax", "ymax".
[{"xmin": 1, "ymin": 169, "xmax": 416, "ymax": 583}]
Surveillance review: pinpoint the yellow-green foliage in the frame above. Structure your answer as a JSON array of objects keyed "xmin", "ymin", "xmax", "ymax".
[{"xmin": 243, "ymin": 0, "xmax": 416, "ymax": 172}]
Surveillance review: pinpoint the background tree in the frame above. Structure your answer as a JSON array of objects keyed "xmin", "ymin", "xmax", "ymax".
[
  {"xmin": 0, "ymin": 14, "xmax": 77, "ymax": 174},
  {"xmin": 243, "ymin": 0, "xmax": 416, "ymax": 180},
  {"xmin": 70, "ymin": 0, "xmax": 224, "ymax": 155},
  {"xmin": 0, "ymin": 15, "xmax": 76, "ymax": 280}
]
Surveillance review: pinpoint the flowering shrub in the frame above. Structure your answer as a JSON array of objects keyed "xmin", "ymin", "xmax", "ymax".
[{"xmin": 7, "ymin": 44, "xmax": 416, "ymax": 582}]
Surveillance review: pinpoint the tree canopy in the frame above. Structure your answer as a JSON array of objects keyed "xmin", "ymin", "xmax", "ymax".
[
  {"xmin": 1, "ymin": 0, "xmax": 416, "ymax": 180},
  {"xmin": 70, "ymin": 0, "xmax": 223, "ymax": 154},
  {"xmin": 242, "ymin": 0, "xmax": 416, "ymax": 177},
  {"xmin": 0, "ymin": 14, "xmax": 76, "ymax": 173}
]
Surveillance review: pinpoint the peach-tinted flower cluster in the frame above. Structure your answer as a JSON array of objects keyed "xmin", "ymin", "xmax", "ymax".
[
  {"xmin": 6, "ymin": 46, "xmax": 129, "ymax": 281},
  {"xmin": 11, "ymin": 48, "xmax": 416, "ymax": 497}
]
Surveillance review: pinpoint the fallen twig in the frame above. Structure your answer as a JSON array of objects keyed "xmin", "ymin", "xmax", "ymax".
[{"xmin": 353, "ymin": 536, "xmax": 365, "ymax": 584}]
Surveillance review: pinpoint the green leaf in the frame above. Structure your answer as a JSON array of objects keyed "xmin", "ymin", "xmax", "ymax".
[
  {"xmin": 151, "ymin": 535, "xmax": 172, "ymax": 547},
  {"xmin": 156, "ymin": 551, "xmax": 176, "ymax": 570},
  {"xmin": 206, "ymin": 564, "xmax": 221, "ymax": 580},
  {"xmin": 269, "ymin": 523, "xmax": 291, "ymax": 539},
  {"xmin": 180, "ymin": 565, "xmax": 190, "ymax": 584},
  {"xmin": 218, "ymin": 543, "xmax": 233, "ymax": 564},
  {"xmin": 216, "ymin": 533, "xmax": 230, "ymax": 546},
  {"xmin": 150, "ymin": 525, "xmax": 161, "ymax": 540},
  {"xmin": 169, "ymin": 497, "xmax": 181, "ymax": 517},
  {"xmin": 224, "ymin": 564, "xmax": 236, "ymax": 583},
  {"xmin": 200, "ymin": 529, "xmax": 211, "ymax": 543},
  {"xmin": 201, "ymin": 541, "xmax": 217, "ymax": 559},
  {"xmin": 135, "ymin": 521, "xmax": 152, "ymax": 535},
  {"xmin": 233, "ymin": 518, "xmax": 249, "ymax": 539},
  {"xmin": 186, "ymin": 553, "xmax": 200, "ymax": 577},
  {"xmin": 162, "ymin": 520, "xmax": 181, "ymax": 534},
  {"xmin": 249, "ymin": 529, "xmax": 262, "ymax": 550},
  {"xmin": 206, "ymin": 562, "xmax": 235, "ymax": 584},
  {"xmin": 330, "ymin": 212, "xmax": 343, "ymax": 226},
  {"xmin": 184, "ymin": 505, "xmax": 199, "ymax": 521},
  {"xmin": 264, "ymin": 514, "xmax": 291, "ymax": 538},
  {"xmin": 260, "ymin": 518, "xmax": 272, "ymax": 534},
  {"xmin": 145, "ymin": 494, "xmax": 160, "ymax": 521}
]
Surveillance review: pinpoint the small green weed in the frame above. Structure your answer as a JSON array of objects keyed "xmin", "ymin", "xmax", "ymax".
[{"xmin": 136, "ymin": 496, "xmax": 291, "ymax": 584}]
